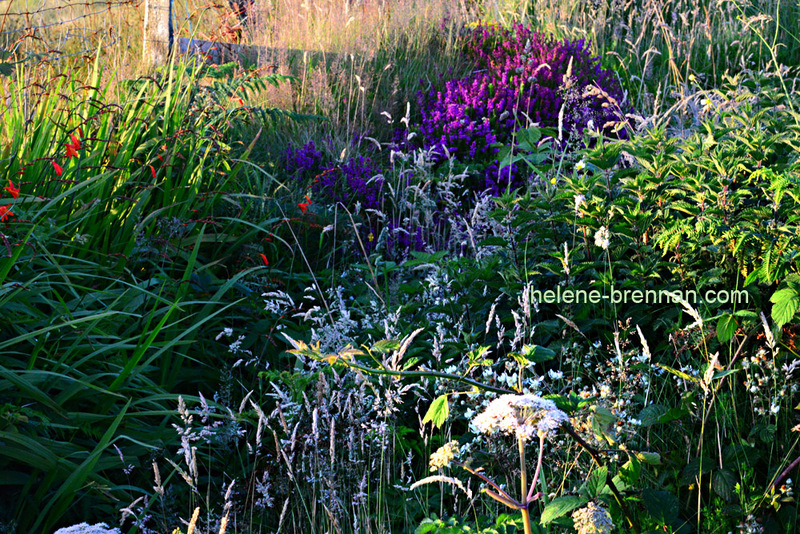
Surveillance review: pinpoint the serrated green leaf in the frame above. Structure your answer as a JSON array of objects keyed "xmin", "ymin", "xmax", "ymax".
[
  {"xmin": 712, "ymin": 468, "xmax": 737, "ymax": 502},
  {"xmin": 711, "ymin": 369, "xmax": 739, "ymax": 380},
  {"xmin": 771, "ymin": 287, "xmax": 800, "ymax": 328},
  {"xmin": 371, "ymin": 339, "xmax": 401, "ymax": 354},
  {"xmin": 638, "ymin": 404, "xmax": 668, "ymax": 426},
  {"xmin": 716, "ymin": 314, "xmax": 738, "ymax": 343},
  {"xmin": 422, "ymin": 395, "xmax": 449, "ymax": 429},
  {"xmin": 591, "ymin": 405, "xmax": 617, "ymax": 446},
  {"xmin": 540, "ymin": 496, "xmax": 586, "ymax": 525},
  {"xmin": 657, "ymin": 406, "xmax": 689, "ymax": 424},
  {"xmin": 619, "ymin": 454, "xmax": 642, "ymax": 486},
  {"xmin": 584, "ymin": 466, "xmax": 608, "ymax": 498},
  {"xmin": 641, "ymin": 489, "xmax": 680, "ymax": 524},
  {"xmin": 402, "ymin": 357, "xmax": 421, "ymax": 370},
  {"xmin": 635, "ymin": 451, "xmax": 662, "ymax": 465},
  {"xmin": 522, "ymin": 344, "xmax": 556, "ymax": 363}
]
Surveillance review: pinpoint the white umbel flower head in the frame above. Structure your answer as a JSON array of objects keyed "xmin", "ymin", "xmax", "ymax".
[
  {"xmin": 572, "ymin": 502, "xmax": 614, "ymax": 534},
  {"xmin": 471, "ymin": 394, "xmax": 569, "ymax": 442},
  {"xmin": 54, "ymin": 524, "xmax": 121, "ymax": 534},
  {"xmin": 594, "ymin": 226, "xmax": 610, "ymax": 250}
]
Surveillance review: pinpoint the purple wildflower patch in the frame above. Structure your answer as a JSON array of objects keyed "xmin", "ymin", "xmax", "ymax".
[
  {"xmin": 411, "ymin": 21, "xmax": 626, "ymax": 194},
  {"xmin": 283, "ymin": 142, "xmax": 385, "ymax": 212}
]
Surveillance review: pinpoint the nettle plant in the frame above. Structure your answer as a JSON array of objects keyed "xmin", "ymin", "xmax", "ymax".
[
  {"xmin": 410, "ymin": 21, "xmax": 627, "ymax": 195},
  {"xmin": 587, "ymin": 70, "xmax": 800, "ymax": 333}
]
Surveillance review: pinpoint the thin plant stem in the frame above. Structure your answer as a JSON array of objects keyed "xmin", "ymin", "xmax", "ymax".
[
  {"xmin": 519, "ymin": 435, "xmax": 533, "ymax": 534},
  {"xmin": 526, "ymin": 434, "xmax": 545, "ymax": 504}
]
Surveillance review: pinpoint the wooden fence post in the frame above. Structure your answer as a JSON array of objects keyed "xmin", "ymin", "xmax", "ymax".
[{"xmin": 143, "ymin": 0, "xmax": 173, "ymax": 68}]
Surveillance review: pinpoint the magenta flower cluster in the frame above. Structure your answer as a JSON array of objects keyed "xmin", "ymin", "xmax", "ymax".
[{"xmin": 414, "ymin": 22, "xmax": 626, "ymax": 193}]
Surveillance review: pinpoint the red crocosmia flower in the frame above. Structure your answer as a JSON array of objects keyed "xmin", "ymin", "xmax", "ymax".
[
  {"xmin": 65, "ymin": 142, "xmax": 79, "ymax": 160},
  {"xmin": 52, "ymin": 161, "xmax": 63, "ymax": 176},
  {"xmin": 259, "ymin": 253, "xmax": 269, "ymax": 266},
  {"xmin": 0, "ymin": 206, "xmax": 14, "ymax": 222},
  {"xmin": 4, "ymin": 180, "xmax": 19, "ymax": 199},
  {"xmin": 149, "ymin": 165, "xmax": 156, "ymax": 179},
  {"xmin": 297, "ymin": 195, "xmax": 312, "ymax": 214},
  {"xmin": 70, "ymin": 134, "xmax": 82, "ymax": 150}
]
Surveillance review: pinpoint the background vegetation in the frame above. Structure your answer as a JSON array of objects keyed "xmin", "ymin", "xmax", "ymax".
[{"xmin": 1, "ymin": 0, "xmax": 800, "ymax": 533}]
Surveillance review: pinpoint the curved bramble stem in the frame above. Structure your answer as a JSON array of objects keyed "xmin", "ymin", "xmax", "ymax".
[{"xmin": 287, "ymin": 341, "xmax": 514, "ymax": 395}]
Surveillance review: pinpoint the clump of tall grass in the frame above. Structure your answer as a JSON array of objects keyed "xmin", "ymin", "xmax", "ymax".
[
  {"xmin": 523, "ymin": 0, "xmax": 800, "ymax": 113},
  {"xmin": 0, "ymin": 55, "xmax": 303, "ymax": 532}
]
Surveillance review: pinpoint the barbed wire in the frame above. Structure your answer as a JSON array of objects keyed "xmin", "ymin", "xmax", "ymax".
[
  {"xmin": 0, "ymin": 0, "xmax": 245, "ymax": 65},
  {"xmin": 0, "ymin": 0, "xmax": 143, "ymax": 61},
  {"xmin": 0, "ymin": 0, "xmax": 139, "ymax": 18}
]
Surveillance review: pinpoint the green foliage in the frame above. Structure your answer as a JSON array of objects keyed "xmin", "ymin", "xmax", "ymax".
[
  {"xmin": 416, "ymin": 514, "xmax": 528, "ymax": 534},
  {"xmin": 422, "ymin": 394, "xmax": 450, "ymax": 429},
  {"xmin": 539, "ymin": 496, "xmax": 586, "ymax": 525}
]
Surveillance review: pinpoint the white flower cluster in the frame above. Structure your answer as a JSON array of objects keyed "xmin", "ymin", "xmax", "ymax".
[
  {"xmin": 471, "ymin": 394, "xmax": 569, "ymax": 442},
  {"xmin": 594, "ymin": 226, "xmax": 610, "ymax": 250},
  {"xmin": 571, "ymin": 502, "xmax": 614, "ymax": 534},
  {"xmin": 53, "ymin": 524, "xmax": 121, "ymax": 534}
]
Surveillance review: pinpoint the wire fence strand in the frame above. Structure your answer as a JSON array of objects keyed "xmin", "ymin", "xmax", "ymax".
[{"xmin": 0, "ymin": 0, "xmax": 147, "ymax": 63}]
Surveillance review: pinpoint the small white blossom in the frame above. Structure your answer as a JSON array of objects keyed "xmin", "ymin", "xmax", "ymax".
[
  {"xmin": 548, "ymin": 369, "xmax": 564, "ymax": 380},
  {"xmin": 574, "ymin": 193, "xmax": 587, "ymax": 214},
  {"xmin": 594, "ymin": 226, "xmax": 610, "ymax": 250}
]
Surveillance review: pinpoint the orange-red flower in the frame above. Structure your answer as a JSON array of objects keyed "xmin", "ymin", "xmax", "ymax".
[
  {"xmin": 4, "ymin": 180, "xmax": 19, "ymax": 199},
  {"xmin": 259, "ymin": 253, "xmax": 269, "ymax": 266},
  {"xmin": 0, "ymin": 206, "xmax": 14, "ymax": 222},
  {"xmin": 53, "ymin": 161, "xmax": 63, "ymax": 176},
  {"xmin": 64, "ymin": 133, "xmax": 82, "ymax": 159},
  {"xmin": 298, "ymin": 195, "xmax": 312, "ymax": 214}
]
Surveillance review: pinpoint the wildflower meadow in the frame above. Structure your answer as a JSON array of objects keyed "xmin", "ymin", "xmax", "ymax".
[{"xmin": 3, "ymin": 0, "xmax": 800, "ymax": 533}]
